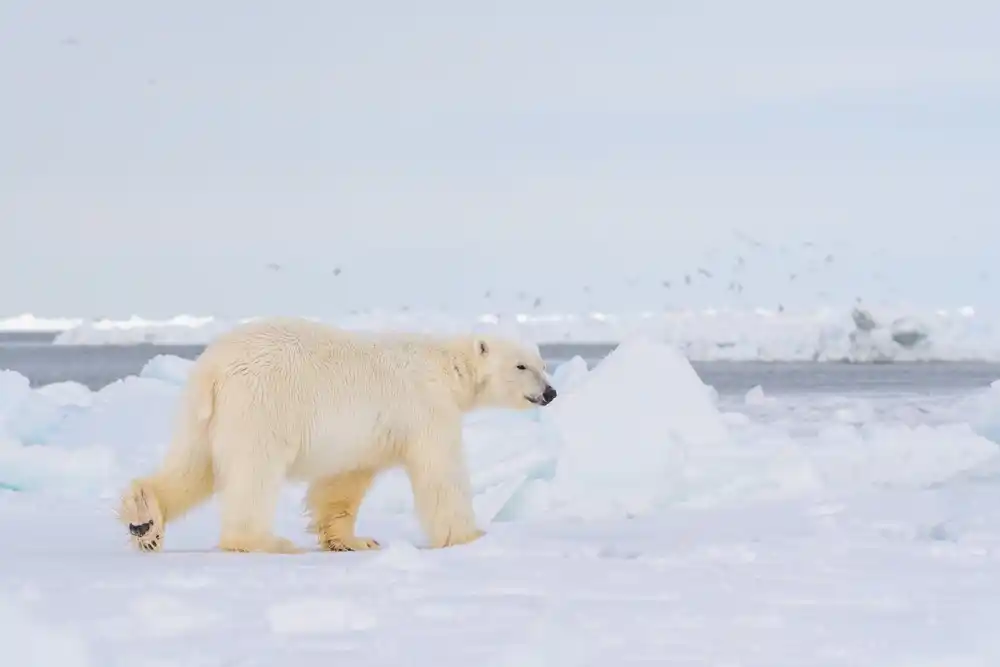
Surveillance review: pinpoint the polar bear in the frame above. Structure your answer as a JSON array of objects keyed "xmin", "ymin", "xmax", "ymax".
[{"xmin": 116, "ymin": 317, "xmax": 557, "ymax": 554}]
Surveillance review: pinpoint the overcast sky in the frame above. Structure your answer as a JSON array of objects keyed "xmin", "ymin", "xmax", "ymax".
[{"xmin": 2, "ymin": 1, "xmax": 998, "ymax": 316}]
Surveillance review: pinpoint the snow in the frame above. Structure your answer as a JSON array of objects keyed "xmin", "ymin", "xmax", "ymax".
[
  {"xmin": 0, "ymin": 313, "xmax": 83, "ymax": 332},
  {"xmin": 542, "ymin": 338, "xmax": 729, "ymax": 519},
  {"xmin": 0, "ymin": 598, "xmax": 92, "ymax": 667},
  {"xmin": 5, "ymin": 339, "xmax": 1000, "ymax": 663},
  {"xmin": 6, "ymin": 304, "xmax": 1000, "ymax": 361},
  {"xmin": 267, "ymin": 598, "xmax": 379, "ymax": 635}
]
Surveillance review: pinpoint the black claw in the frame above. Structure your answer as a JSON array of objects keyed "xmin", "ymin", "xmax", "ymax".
[{"xmin": 130, "ymin": 521, "xmax": 153, "ymax": 537}]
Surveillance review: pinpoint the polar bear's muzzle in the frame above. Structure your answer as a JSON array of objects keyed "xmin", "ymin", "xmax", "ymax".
[{"xmin": 527, "ymin": 384, "xmax": 558, "ymax": 406}]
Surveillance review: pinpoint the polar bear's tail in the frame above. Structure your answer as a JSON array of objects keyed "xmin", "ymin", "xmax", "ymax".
[{"xmin": 117, "ymin": 360, "xmax": 219, "ymax": 551}]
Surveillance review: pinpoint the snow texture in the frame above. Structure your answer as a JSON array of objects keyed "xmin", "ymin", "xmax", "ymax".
[{"xmin": 4, "ymin": 338, "xmax": 1000, "ymax": 664}]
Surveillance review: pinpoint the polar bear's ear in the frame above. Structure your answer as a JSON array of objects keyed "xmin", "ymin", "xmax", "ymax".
[{"xmin": 476, "ymin": 339, "xmax": 489, "ymax": 357}]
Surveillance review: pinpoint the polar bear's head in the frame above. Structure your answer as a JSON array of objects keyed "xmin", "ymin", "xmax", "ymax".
[{"xmin": 471, "ymin": 337, "xmax": 557, "ymax": 410}]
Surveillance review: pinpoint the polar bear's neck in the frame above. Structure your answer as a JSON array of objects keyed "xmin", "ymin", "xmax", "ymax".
[
  {"xmin": 445, "ymin": 353, "xmax": 484, "ymax": 413},
  {"xmin": 425, "ymin": 339, "xmax": 484, "ymax": 412},
  {"xmin": 378, "ymin": 334, "xmax": 486, "ymax": 412}
]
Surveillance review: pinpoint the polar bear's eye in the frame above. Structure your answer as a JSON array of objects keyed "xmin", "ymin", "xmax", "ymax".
[{"xmin": 516, "ymin": 364, "xmax": 527, "ymax": 371}]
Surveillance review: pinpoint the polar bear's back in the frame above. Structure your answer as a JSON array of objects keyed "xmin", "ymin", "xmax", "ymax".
[
  {"xmin": 201, "ymin": 317, "xmax": 457, "ymax": 404},
  {"xmin": 190, "ymin": 318, "xmax": 466, "ymax": 478}
]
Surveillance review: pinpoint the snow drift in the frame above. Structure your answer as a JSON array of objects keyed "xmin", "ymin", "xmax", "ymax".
[{"xmin": 3, "ymin": 340, "xmax": 1000, "ymax": 524}]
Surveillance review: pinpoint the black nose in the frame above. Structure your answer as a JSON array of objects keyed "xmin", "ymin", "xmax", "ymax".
[{"xmin": 541, "ymin": 385, "xmax": 557, "ymax": 405}]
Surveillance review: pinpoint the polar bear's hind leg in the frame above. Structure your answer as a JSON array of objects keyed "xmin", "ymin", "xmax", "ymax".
[
  {"xmin": 118, "ymin": 480, "xmax": 166, "ymax": 552},
  {"xmin": 117, "ymin": 454, "xmax": 215, "ymax": 553},
  {"xmin": 305, "ymin": 468, "xmax": 382, "ymax": 552},
  {"xmin": 117, "ymin": 360, "xmax": 218, "ymax": 553},
  {"xmin": 213, "ymin": 425, "xmax": 303, "ymax": 555}
]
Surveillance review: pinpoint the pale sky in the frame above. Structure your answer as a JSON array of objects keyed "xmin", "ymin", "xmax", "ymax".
[{"xmin": 2, "ymin": 1, "xmax": 998, "ymax": 317}]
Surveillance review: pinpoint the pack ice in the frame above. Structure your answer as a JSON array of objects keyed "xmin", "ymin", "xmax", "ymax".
[{"xmin": 5, "ymin": 340, "xmax": 1000, "ymax": 665}]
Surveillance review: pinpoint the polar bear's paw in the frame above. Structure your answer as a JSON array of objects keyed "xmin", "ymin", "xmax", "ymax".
[
  {"xmin": 218, "ymin": 534, "xmax": 304, "ymax": 555},
  {"xmin": 117, "ymin": 482, "xmax": 165, "ymax": 553},
  {"xmin": 434, "ymin": 527, "xmax": 485, "ymax": 549},
  {"xmin": 321, "ymin": 535, "xmax": 381, "ymax": 552}
]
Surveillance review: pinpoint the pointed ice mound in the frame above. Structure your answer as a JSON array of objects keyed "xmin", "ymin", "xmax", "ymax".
[{"xmin": 539, "ymin": 336, "xmax": 733, "ymax": 518}]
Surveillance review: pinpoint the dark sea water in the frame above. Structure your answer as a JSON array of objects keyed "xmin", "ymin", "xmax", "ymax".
[{"xmin": 2, "ymin": 332, "xmax": 1000, "ymax": 396}]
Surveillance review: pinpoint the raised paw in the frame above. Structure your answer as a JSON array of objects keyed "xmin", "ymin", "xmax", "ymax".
[
  {"xmin": 117, "ymin": 483, "xmax": 165, "ymax": 553},
  {"xmin": 321, "ymin": 535, "xmax": 381, "ymax": 552}
]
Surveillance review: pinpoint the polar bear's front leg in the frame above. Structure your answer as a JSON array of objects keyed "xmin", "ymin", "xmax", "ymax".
[{"xmin": 404, "ymin": 426, "xmax": 484, "ymax": 549}]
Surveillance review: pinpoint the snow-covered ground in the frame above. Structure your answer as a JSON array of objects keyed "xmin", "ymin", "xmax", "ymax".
[
  {"xmin": 5, "ymin": 304, "xmax": 1000, "ymax": 362},
  {"xmin": 5, "ymin": 338, "xmax": 1000, "ymax": 665}
]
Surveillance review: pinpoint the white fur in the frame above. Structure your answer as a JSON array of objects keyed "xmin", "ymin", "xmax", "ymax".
[{"xmin": 116, "ymin": 317, "xmax": 552, "ymax": 554}]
